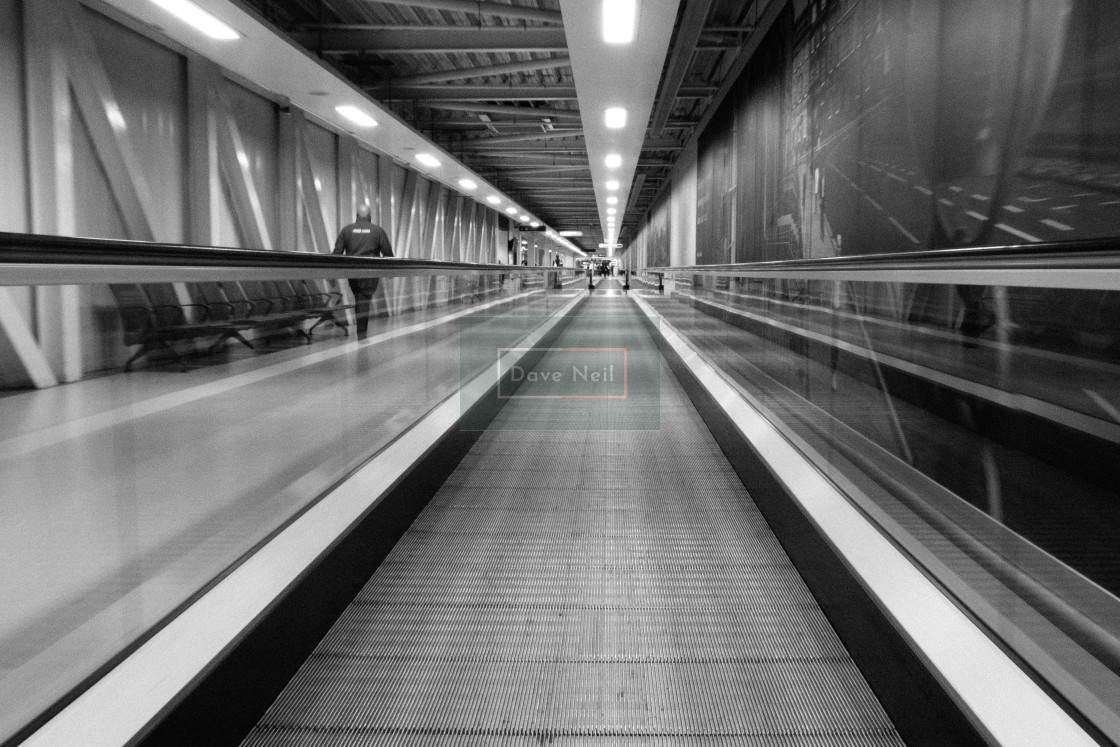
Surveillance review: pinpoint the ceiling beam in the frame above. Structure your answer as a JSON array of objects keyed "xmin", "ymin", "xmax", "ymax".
[
  {"xmin": 625, "ymin": 173, "xmax": 647, "ymax": 213},
  {"xmin": 461, "ymin": 141, "xmax": 587, "ymax": 152},
  {"xmin": 478, "ymin": 165, "xmax": 590, "ymax": 174},
  {"xmin": 390, "ymin": 56, "xmax": 571, "ymax": 85},
  {"xmin": 375, "ymin": 85, "xmax": 714, "ymax": 101},
  {"xmin": 473, "ymin": 152, "xmax": 590, "ymax": 164},
  {"xmin": 290, "ymin": 27, "xmax": 568, "ymax": 53},
  {"xmin": 454, "ymin": 129, "xmax": 584, "ymax": 145},
  {"xmin": 364, "ymin": 0, "xmax": 563, "ymax": 24},
  {"xmin": 377, "ymin": 85, "xmax": 579, "ymax": 101},
  {"xmin": 508, "ymin": 188, "xmax": 595, "ymax": 194},
  {"xmin": 649, "ymin": 0, "xmax": 785, "ymax": 220},
  {"xmin": 426, "ymin": 118, "xmax": 699, "ymax": 130},
  {"xmin": 650, "ymin": 0, "xmax": 717, "ymax": 136},
  {"xmin": 461, "ymin": 137, "xmax": 683, "ymax": 151},
  {"xmin": 412, "ymin": 102, "xmax": 582, "ymax": 119}
]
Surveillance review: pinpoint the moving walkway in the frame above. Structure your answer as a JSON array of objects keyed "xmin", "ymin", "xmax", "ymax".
[{"xmin": 2, "ymin": 236, "xmax": 1117, "ymax": 746}]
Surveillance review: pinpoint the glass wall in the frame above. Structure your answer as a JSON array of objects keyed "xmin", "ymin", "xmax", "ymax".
[
  {"xmin": 0, "ymin": 262, "xmax": 578, "ymax": 743},
  {"xmin": 645, "ymin": 263, "xmax": 1120, "ymax": 742}
]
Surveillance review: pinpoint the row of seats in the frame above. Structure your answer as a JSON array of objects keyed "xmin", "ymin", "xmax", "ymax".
[{"xmin": 110, "ymin": 279, "xmax": 353, "ymax": 370}]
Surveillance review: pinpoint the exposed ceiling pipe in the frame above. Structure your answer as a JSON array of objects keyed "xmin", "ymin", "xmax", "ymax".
[
  {"xmin": 288, "ymin": 27, "xmax": 567, "ymax": 53},
  {"xmin": 650, "ymin": 0, "xmax": 717, "ymax": 136},
  {"xmin": 376, "ymin": 85, "xmax": 580, "ymax": 101},
  {"xmin": 413, "ymin": 102, "xmax": 582, "ymax": 120},
  {"xmin": 390, "ymin": 56, "xmax": 571, "ymax": 85},
  {"xmin": 376, "ymin": 84, "xmax": 713, "ymax": 101},
  {"xmin": 459, "ymin": 129, "xmax": 584, "ymax": 145},
  {"xmin": 624, "ymin": 173, "xmax": 647, "ymax": 214},
  {"xmin": 463, "ymin": 136, "xmax": 683, "ymax": 151},
  {"xmin": 368, "ymin": 0, "xmax": 563, "ymax": 24}
]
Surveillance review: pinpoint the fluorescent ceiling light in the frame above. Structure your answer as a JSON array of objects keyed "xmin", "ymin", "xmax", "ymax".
[
  {"xmin": 335, "ymin": 105, "xmax": 378, "ymax": 128},
  {"xmin": 559, "ymin": 230, "xmax": 583, "ymax": 237},
  {"xmin": 530, "ymin": 221, "xmax": 540, "ymax": 228},
  {"xmin": 607, "ymin": 207, "xmax": 617, "ymax": 215},
  {"xmin": 604, "ymin": 107, "xmax": 628, "ymax": 129},
  {"xmin": 415, "ymin": 153, "xmax": 441, "ymax": 168},
  {"xmin": 605, "ymin": 153, "xmax": 622, "ymax": 168},
  {"xmin": 458, "ymin": 178, "xmax": 478, "ymax": 190},
  {"xmin": 606, "ymin": 180, "xmax": 619, "ymax": 190},
  {"xmin": 606, "ymin": 196, "xmax": 618, "ymax": 205},
  {"xmin": 150, "ymin": 0, "xmax": 239, "ymax": 40},
  {"xmin": 486, "ymin": 195, "xmax": 501, "ymax": 205},
  {"xmin": 505, "ymin": 207, "xmax": 518, "ymax": 215},
  {"xmin": 602, "ymin": 0, "xmax": 636, "ymax": 44}
]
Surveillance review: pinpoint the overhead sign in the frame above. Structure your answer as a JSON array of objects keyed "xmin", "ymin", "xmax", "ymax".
[{"xmin": 520, "ymin": 225, "xmax": 547, "ymax": 231}]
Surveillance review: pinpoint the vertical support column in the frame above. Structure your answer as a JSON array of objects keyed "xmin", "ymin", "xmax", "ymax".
[
  {"xmin": 23, "ymin": 0, "xmax": 76, "ymax": 384},
  {"xmin": 378, "ymin": 153, "xmax": 396, "ymax": 243},
  {"xmin": 356, "ymin": 147, "xmax": 378, "ymax": 222},
  {"xmin": 422, "ymin": 182, "xmax": 445, "ymax": 259},
  {"xmin": 394, "ymin": 168, "xmax": 420, "ymax": 257},
  {"xmin": 278, "ymin": 104, "xmax": 299, "ymax": 252},
  {"xmin": 422, "ymin": 183, "xmax": 445, "ymax": 307},
  {"xmin": 463, "ymin": 201, "xmax": 479, "ymax": 263},
  {"xmin": 478, "ymin": 211, "xmax": 492, "ymax": 264},
  {"xmin": 447, "ymin": 193, "xmax": 464, "ymax": 263},
  {"xmin": 187, "ymin": 54, "xmax": 221, "ymax": 246},
  {"xmin": 337, "ymin": 133, "xmax": 357, "ymax": 230}
]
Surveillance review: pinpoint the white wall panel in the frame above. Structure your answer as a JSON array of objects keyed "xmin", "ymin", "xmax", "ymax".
[
  {"xmin": 85, "ymin": 7, "xmax": 186, "ymax": 243},
  {"xmin": 0, "ymin": 0, "xmax": 28, "ymax": 234},
  {"xmin": 2, "ymin": 0, "xmax": 516, "ymax": 386},
  {"xmin": 300, "ymin": 119, "xmax": 336, "ymax": 252},
  {"xmin": 0, "ymin": 0, "xmax": 36, "ymax": 387},
  {"xmin": 354, "ymin": 147, "xmax": 380, "ymax": 226},
  {"xmin": 215, "ymin": 176, "xmax": 244, "ymax": 247},
  {"xmin": 72, "ymin": 93, "xmax": 128, "ymax": 241},
  {"xmin": 222, "ymin": 80, "xmax": 278, "ymax": 250}
]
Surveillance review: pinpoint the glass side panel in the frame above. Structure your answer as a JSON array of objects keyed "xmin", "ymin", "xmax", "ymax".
[
  {"xmin": 0, "ymin": 268, "xmax": 578, "ymax": 743},
  {"xmin": 645, "ymin": 272, "xmax": 1120, "ymax": 742}
]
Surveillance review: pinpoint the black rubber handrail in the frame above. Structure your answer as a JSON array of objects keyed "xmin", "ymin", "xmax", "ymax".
[
  {"xmin": 644, "ymin": 236, "xmax": 1120, "ymax": 274},
  {"xmin": 0, "ymin": 231, "xmax": 561, "ymax": 272}
]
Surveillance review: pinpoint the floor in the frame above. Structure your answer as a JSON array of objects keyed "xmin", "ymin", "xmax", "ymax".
[{"xmin": 242, "ymin": 283, "xmax": 902, "ymax": 745}]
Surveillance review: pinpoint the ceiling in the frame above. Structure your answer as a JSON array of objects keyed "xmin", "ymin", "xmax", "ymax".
[{"xmin": 227, "ymin": 0, "xmax": 773, "ymax": 254}]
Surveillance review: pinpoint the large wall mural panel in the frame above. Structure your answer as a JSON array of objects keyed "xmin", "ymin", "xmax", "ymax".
[{"xmin": 696, "ymin": 0, "xmax": 1119, "ymax": 263}]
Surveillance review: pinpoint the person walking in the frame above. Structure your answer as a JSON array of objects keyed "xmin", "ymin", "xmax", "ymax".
[{"xmin": 333, "ymin": 204, "xmax": 393, "ymax": 339}]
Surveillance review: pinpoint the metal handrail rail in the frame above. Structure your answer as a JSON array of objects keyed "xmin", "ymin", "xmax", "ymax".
[
  {"xmin": 0, "ymin": 231, "xmax": 580, "ymax": 285},
  {"xmin": 640, "ymin": 239, "xmax": 1120, "ymax": 290}
]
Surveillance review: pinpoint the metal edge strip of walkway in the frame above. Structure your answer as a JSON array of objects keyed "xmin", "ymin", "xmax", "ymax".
[
  {"xmin": 628, "ymin": 291, "xmax": 1098, "ymax": 747},
  {"xmin": 19, "ymin": 292, "xmax": 585, "ymax": 747}
]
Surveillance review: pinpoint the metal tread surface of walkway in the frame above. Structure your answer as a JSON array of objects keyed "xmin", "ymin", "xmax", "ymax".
[{"xmin": 242, "ymin": 283, "xmax": 903, "ymax": 746}]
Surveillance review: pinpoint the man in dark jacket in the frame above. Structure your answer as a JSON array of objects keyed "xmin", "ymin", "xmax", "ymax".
[{"xmin": 333, "ymin": 204, "xmax": 393, "ymax": 338}]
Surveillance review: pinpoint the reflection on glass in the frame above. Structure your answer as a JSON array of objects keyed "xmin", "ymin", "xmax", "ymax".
[
  {"xmin": 0, "ymin": 267, "xmax": 575, "ymax": 743},
  {"xmin": 649, "ymin": 269, "xmax": 1120, "ymax": 740}
]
